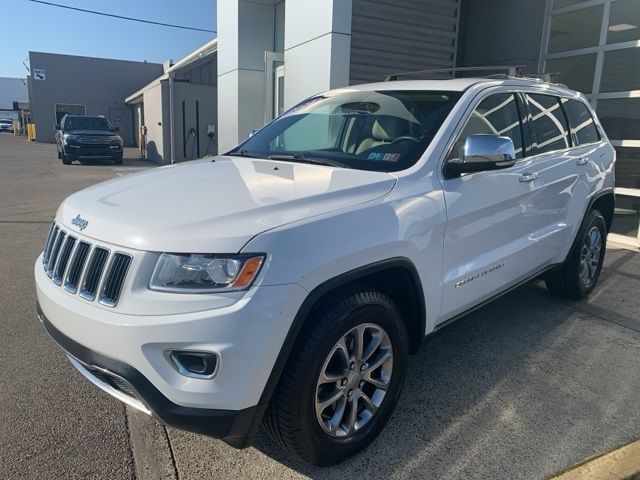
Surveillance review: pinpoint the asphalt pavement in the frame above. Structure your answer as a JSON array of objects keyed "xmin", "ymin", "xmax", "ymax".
[{"xmin": 1, "ymin": 133, "xmax": 639, "ymax": 479}]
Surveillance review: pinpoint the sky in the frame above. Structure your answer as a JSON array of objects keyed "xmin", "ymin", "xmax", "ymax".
[{"xmin": 1, "ymin": 0, "xmax": 217, "ymax": 78}]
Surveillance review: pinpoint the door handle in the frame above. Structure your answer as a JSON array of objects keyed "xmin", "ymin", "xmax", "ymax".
[
  {"xmin": 576, "ymin": 157, "xmax": 590, "ymax": 165},
  {"xmin": 519, "ymin": 172, "xmax": 539, "ymax": 182}
]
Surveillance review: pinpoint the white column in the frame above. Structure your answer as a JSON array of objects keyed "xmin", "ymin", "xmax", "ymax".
[
  {"xmin": 283, "ymin": 0, "xmax": 352, "ymax": 109},
  {"xmin": 217, "ymin": 0, "xmax": 275, "ymax": 153}
]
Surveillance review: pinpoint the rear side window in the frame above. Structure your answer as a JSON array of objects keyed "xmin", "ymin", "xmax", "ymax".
[
  {"xmin": 451, "ymin": 93, "xmax": 524, "ymax": 160},
  {"xmin": 526, "ymin": 93, "xmax": 571, "ymax": 154},
  {"xmin": 562, "ymin": 98, "xmax": 600, "ymax": 145}
]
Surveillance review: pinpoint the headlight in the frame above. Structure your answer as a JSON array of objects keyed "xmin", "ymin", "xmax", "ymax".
[
  {"xmin": 110, "ymin": 135, "xmax": 123, "ymax": 145},
  {"xmin": 63, "ymin": 134, "xmax": 79, "ymax": 144},
  {"xmin": 149, "ymin": 253, "xmax": 265, "ymax": 293}
]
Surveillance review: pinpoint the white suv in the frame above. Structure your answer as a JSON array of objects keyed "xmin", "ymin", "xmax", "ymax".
[{"xmin": 35, "ymin": 76, "xmax": 615, "ymax": 465}]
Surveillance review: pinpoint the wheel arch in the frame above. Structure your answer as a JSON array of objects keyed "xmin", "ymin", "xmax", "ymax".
[
  {"xmin": 257, "ymin": 258, "xmax": 426, "ymax": 408},
  {"xmin": 589, "ymin": 188, "xmax": 615, "ymax": 232}
]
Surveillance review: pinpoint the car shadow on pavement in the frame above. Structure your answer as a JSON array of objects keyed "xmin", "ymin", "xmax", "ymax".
[{"xmin": 250, "ymin": 255, "xmax": 640, "ymax": 479}]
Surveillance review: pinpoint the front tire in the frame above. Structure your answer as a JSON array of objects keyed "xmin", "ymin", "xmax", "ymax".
[
  {"xmin": 545, "ymin": 209, "xmax": 607, "ymax": 299},
  {"xmin": 264, "ymin": 287, "xmax": 408, "ymax": 465}
]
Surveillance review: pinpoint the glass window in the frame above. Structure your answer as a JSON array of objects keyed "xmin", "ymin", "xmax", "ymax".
[
  {"xmin": 614, "ymin": 147, "xmax": 640, "ymax": 189},
  {"xmin": 562, "ymin": 98, "xmax": 600, "ymax": 145},
  {"xmin": 545, "ymin": 54, "xmax": 596, "ymax": 94},
  {"xmin": 450, "ymin": 93, "xmax": 524, "ymax": 160},
  {"xmin": 607, "ymin": 0, "xmax": 640, "ymax": 45},
  {"xmin": 232, "ymin": 90, "xmax": 462, "ymax": 172},
  {"xmin": 527, "ymin": 94, "xmax": 571, "ymax": 153},
  {"xmin": 610, "ymin": 194, "xmax": 640, "ymax": 238},
  {"xmin": 600, "ymin": 47, "xmax": 640, "ymax": 92},
  {"xmin": 548, "ymin": 5, "xmax": 604, "ymax": 53},
  {"xmin": 597, "ymin": 98, "xmax": 640, "ymax": 140}
]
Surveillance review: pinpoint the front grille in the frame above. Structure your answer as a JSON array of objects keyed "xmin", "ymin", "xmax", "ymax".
[
  {"xmin": 41, "ymin": 222, "xmax": 131, "ymax": 307},
  {"xmin": 78, "ymin": 136, "xmax": 111, "ymax": 145}
]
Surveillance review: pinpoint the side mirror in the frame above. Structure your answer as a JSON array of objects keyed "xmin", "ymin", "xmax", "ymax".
[
  {"xmin": 113, "ymin": 127, "xmax": 120, "ymax": 132},
  {"xmin": 444, "ymin": 134, "xmax": 516, "ymax": 178}
]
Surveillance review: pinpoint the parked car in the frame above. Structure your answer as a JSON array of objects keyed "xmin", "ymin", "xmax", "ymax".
[
  {"xmin": 55, "ymin": 115, "xmax": 123, "ymax": 165},
  {"xmin": 0, "ymin": 118, "xmax": 14, "ymax": 133},
  {"xmin": 36, "ymin": 75, "xmax": 615, "ymax": 466}
]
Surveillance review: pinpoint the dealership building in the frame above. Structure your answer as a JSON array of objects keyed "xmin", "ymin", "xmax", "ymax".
[{"xmin": 26, "ymin": 0, "xmax": 640, "ymax": 247}]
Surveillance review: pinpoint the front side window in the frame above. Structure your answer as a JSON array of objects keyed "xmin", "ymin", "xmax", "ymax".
[
  {"xmin": 562, "ymin": 98, "xmax": 600, "ymax": 145},
  {"xmin": 450, "ymin": 93, "xmax": 524, "ymax": 160},
  {"xmin": 230, "ymin": 90, "xmax": 462, "ymax": 172},
  {"xmin": 527, "ymin": 93, "xmax": 571, "ymax": 154}
]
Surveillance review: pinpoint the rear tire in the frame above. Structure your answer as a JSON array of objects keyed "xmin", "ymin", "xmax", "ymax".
[
  {"xmin": 545, "ymin": 209, "xmax": 607, "ymax": 299},
  {"xmin": 264, "ymin": 287, "xmax": 408, "ymax": 466},
  {"xmin": 61, "ymin": 151, "xmax": 72, "ymax": 165}
]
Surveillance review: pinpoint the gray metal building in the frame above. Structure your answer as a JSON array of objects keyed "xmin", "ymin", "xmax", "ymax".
[
  {"xmin": 27, "ymin": 52, "xmax": 163, "ymax": 144},
  {"xmin": 125, "ymin": 40, "xmax": 217, "ymax": 164}
]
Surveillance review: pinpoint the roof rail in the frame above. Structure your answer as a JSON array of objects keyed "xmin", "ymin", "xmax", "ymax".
[{"xmin": 383, "ymin": 65, "xmax": 527, "ymax": 81}]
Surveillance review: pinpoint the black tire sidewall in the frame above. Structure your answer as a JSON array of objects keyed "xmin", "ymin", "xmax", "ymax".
[{"xmin": 295, "ymin": 301, "xmax": 408, "ymax": 463}]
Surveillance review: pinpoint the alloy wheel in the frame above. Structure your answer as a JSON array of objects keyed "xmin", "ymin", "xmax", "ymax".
[
  {"xmin": 314, "ymin": 323, "xmax": 393, "ymax": 438},
  {"xmin": 579, "ymin": 226, "xmax": 602, "ymax": 287}
]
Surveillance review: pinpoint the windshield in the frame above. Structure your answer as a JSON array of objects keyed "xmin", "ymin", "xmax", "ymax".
[
  {"xmin": 230, "ymin": 90, "xmax": 462, "ymax": 172},
  {"xmin": 64, "ymin": 116, "xmax": 113, "ymax": 131}
]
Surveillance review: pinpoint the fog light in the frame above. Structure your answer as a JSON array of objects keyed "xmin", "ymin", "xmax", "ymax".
[{"xmin": 169, "ymin": 351, "xmax": 219, "ymax": 379}]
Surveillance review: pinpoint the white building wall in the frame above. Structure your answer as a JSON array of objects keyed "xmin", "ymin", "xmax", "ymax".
[
  {"xmin": 283, "ymin": 0, "xmax": 352, "ymax": 108},
  {"xmin": 217, "ymin": 0, "xmax": 275, "ymax": 153},
  {"xmin": 0, "ymin": 77, "xmax": 28, "ymax": 110}
]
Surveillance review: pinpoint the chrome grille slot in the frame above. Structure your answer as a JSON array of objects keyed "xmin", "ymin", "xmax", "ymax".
[
  {"xmin": 47, "ymin": 230, "xmax": 66, "ymax": 277},
  {"xmin": 99, "ymin": 253, "xmax": 132, "ymax": 307},
  {"xmin": 52, "ymin": 236, "xmax": 76, "ymax": 285},
  {"xmin": 64, "ymin": 241, "xmax": 90, "ymax": 293},
  {"xmin": 42, "ymin": 223, "xmax": 56, "ymax": 265},
  {"xmin": 43, "ymin": 225, "xmax": 59, "ymax": 267},
  {"xmin": 80, "ymin": 247, "xmax": 110, "ymax": 301}
]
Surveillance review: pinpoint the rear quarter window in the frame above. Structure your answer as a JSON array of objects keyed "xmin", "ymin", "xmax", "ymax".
[{"xmin": 561, "ymin": 98, "xmax": 600, "ymax": 145}]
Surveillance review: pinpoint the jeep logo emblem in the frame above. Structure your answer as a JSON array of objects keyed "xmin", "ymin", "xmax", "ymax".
[{"xmin": 71, "ymin": 214, "xmax": 88, "ymax": 231}]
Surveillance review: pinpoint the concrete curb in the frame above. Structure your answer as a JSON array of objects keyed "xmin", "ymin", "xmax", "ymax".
[
  {"xmin": 126, "ymin": 407, "xmax": 178, "ymax": 480},
  {"xmin": 551, "ymin": 440, "xmax": 640, "ymax": 480}
]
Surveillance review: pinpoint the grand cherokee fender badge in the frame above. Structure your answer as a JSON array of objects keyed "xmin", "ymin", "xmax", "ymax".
[
  {"xmin": 455, "ymin": 262, "xmax": 505, "ymax": 288},
  {"xmin": 71, "ymin": 214, "xmax": 88, "ymax": 231}
]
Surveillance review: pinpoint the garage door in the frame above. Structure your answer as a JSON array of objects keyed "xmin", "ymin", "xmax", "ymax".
[{"xmin": 349, "ymin": 0, "xmax": 461, "ymax": 84}]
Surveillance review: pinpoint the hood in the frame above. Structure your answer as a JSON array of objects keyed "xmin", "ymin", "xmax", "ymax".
[{"xmin": 57, "ymin": 156, "xmax": 397, "ymax": 252}]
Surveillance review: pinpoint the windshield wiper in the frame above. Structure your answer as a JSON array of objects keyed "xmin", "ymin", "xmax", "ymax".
[
  {"xmin": 226, "ymin": 150, "xmax": 269, "ymax": 159},
  {"xmin": 268, "ymin": 153, "xmax": 351, "ymax": 169}
]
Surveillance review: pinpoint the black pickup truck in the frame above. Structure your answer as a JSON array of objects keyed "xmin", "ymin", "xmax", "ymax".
[{"xmin": 55, "ymin": 115, "xmax": 124, "ymax": 165}]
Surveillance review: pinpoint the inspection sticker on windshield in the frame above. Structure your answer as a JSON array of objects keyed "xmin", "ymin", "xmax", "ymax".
[{"xmin": 368, "ymin": 152, "xmax": 400, "ymax": 162}]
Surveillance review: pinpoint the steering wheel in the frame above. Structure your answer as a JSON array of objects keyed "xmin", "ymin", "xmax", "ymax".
[{"xmin": 390, "ymin": 135, "xmax": 420, "ymax": 145}]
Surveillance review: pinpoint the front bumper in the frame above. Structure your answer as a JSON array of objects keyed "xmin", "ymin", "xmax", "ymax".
[
  {"xmin": 65, "ymin": 144, "xmax": 122, "ymax": 158},
  {"xmin": 35, "ymin": 255, "xmax": 307, "ymax": 447},
  {"xmin": 37, "ymin": 304, "xmax": 263, "ymax": 447}
]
